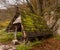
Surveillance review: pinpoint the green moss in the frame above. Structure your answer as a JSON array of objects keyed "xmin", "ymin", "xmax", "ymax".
[{"xmin": 21, "ymin": 12, "xmax": 52, "ymax": 34}]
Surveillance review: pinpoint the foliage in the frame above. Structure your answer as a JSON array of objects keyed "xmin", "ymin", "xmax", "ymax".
[
  {"xmin": 22, "ymin": 12, "xmax": 35, "ymax": 33},
  {"xmin": 0, "ymin": 30, "xmax": 22, "ymax": 43},
  {"xmin": 54, "ymin": 35, "xmax": 60, "ymax": 41},
  {"xmin": 17, "ymin": 32, "xmax": 23, "ymax": 40},
  {"xmin": 0, "ymin": 30, "xmax": 14, "ymax": 43},
  {"xmin": 16, "ymin": 43, "xmax": 31, "ymax": 50},
  {"xmin": 16, "ymin": 41, "xmax": 42, "ymax": 50},
  {"xmin": 21, "ymin": 11, "xmax": 52, "ymax": 34},
  {"xmin": 0, "ymin": 20, "xmax": 10, "ymax": 29}
]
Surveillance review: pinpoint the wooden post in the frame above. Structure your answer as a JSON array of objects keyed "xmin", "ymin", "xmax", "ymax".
[
  {"xmin": 12, "ymin": 25, "xmax": 18, "ymax": 45},
  {"xmin": 14, "ymin": 26, "xmax": 17, "ymax": 40},
  {"xmin": 21, "ymin": 24, "xmax": 27, "ymax": 43}
]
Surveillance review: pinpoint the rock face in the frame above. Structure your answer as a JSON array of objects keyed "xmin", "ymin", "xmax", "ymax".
[
  {"xmin": 0, "ymin": 45, "xmax": 16, "ymax": 50},
  {"xmin": 55, "ymin": 19, "xmax": 60, "ymax": 35},
  {"xmin": 44, "ymin": 11, "xmax": 60, "ymax": 35}
]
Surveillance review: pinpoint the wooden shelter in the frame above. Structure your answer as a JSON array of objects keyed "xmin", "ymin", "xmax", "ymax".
[
  {"xmin": 5, "ymin": 6, "xmax": 23, "ymax": 44},
  {"xmin": 6, "ymin": 7, "xmax": 21, "ymax": 32},
  {"xmin": 6, "ymin": 6, "xmax": 53, "ymax": 43}
]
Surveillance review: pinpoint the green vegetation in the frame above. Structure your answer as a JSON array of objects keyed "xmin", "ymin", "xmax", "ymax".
[
  {"xmin": 17, "ymin": 32, "xmax": 23, "ymax": 40},
  {"xmin": 16, "ymin": 43, "xmax": 31, "ymax": 50},
  {"xmin": 16, "ymin": 41, "xmax": 42, "ymax": 50},
  {"xmin": 0, "ymin": 30, "xmax": 22, "ymax": 43},
  {"xmin": 54, "ymin": 35, "xmax": 60, "ymax": 41},
  {"xmin": 21, "ymin": 12, "xmax": 52, "ymax": 34},
  {"xmin": 0, "ymin": 20, "xmax": 10, "ymax": 29},
  {"xmin": 0, "ymin": 30, "xmax": 43, "ymax": 46},
  {"xmin": 0, "ymin": 30, "xmax": 13, "ymax": 43}
]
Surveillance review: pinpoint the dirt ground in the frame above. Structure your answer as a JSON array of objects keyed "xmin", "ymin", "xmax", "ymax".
[{"xmin": 30, "ymin": 37, "xmax": 60, "ymax": 50}]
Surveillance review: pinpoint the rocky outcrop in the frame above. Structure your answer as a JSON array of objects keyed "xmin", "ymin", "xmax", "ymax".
[
  {"xmin": 44, "ymin": 11, "xmax": 60, "ymax": 35},
  {"xmin": 0, "ymin": 45, "xmax": 16, "ymax": 50}
]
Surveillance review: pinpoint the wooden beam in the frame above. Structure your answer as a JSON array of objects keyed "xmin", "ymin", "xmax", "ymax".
[{"xmin": 14, "ymin": 26, "xmax": 17, "ymax": 40}]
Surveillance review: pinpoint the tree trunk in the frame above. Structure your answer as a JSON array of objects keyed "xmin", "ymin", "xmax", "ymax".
[{"xmin": 14, "ymin": 26, "xmax": 17, "ymax": 40}]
